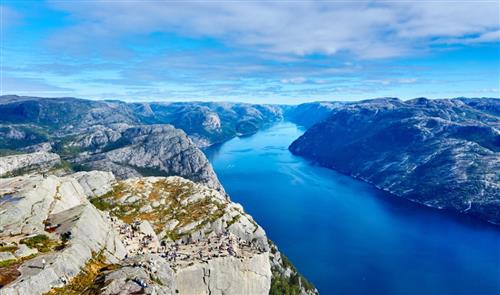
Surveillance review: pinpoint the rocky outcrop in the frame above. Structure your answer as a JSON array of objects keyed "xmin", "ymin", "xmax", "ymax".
[
  {"xmin": 0, "ymin": 172, "xmax": 125, "ymax": 294},
  {"xmin": 0, "ymin": 96, "xmax": 284, "ymax": 149},
  {"xmin": 175, "ymin": 252, "xmax": 271, "ymax": 295},
  {"xmin": 0, "ymin": 152, "xmax": 60, "ymax": 177},
  {"xmin": 0, "ymin": 171, "xmax": 315, "ymax": 294},
  {"xmin": 71, "ymin": 171, "xmax": 116, "ymax": 198},
  {"xmin": 90, "ymin": 176, "xmax": 267, "ymax": 248},
  {"xmin": 131, "ymin": 102, "xmax": 284, "ymax": 147},
  {"xmin": 284, "ymin": 101, "xmax": 346, "ymax": 128},
  {"xmin": 290, "ymin": 97, "xmax": 500, "ymax": 224},
  {"xmin": 74, "ymin": 125, "xmax": 223, "ymax": 191}
]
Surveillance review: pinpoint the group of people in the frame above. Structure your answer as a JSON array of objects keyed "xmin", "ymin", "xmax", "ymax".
[
  {"xmin": 109, "ymin": 215, "xmax": 264, "ymax": 270},
  {"xmin": 114, "ymin": 222, "xmax": 160, "ymax": 255}
]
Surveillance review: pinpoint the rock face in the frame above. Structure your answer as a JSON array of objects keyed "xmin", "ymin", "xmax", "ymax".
[
  {"xmin": 73, "ymin": 125, "xmax": 223, "ymax": 191},
  {"xmin": 0, "ymin": 152, "xmax": 60, "ymax": 177},
  {"xmin": 71, "ymin": 171, "xmax": 116, "ymax": 197},
  {"xmin": 284, "ymin": 101, "xmax": 344, "ymax": 128},
  {"xmin": 0, "ymin": 172, "xmax": 125, "ymax": 295},
  {"xmin": 175, "ymin": 252, "xmax": 271, "ymax": 295},
  {"xmin": 0, "ymin": 95, "xmax": 283, "ymax": 149},
  {"xmin": 0, "ymin": 96, "xmax": 280, "ymax": 190},
  {"xmin": 290, "ymin": 97, "xmax": 500, "ymax": 224},
  {"xmin": 0, "ymin": 170, "xmax": 316, "ymax": 294},
  {"xmin": 131, "ymin": 102, "xmax": 284, "ymax": 147}
]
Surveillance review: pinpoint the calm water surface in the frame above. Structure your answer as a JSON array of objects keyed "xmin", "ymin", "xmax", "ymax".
[{"xmin": 205, "ymin": 122, "xmax": 500, "ymax": 295}]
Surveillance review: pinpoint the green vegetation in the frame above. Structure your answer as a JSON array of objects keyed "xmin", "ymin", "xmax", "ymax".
[
  {"xmin": 227, "ymin": 214, "xmax": 241, "ymax": 226},
  {"xmin": 0, "ymin": 246, "xmax": 18, "ymax": 253},
  {"xmin": 90, "ymin": 197, "xmax": 115, "ymax": 211},
  {"xmin": 0, "ymin": 125, "xmax": 49, "ymax": 150},
  {"xmin": 90, "ymin": 179, "xmax": 228, "ymax": 239},
  {"xmin": 0, "ymin": 253, "xmax": 38, "ymax": 287},
  {"xmin": 49, "ymin": 160, "xmax": 74, "ymax": 172},
  {"xmin": 0, "ymin": 259, "xmax": 17, "ymax": 268},
  {"xmin": 20, "ymin": 234, "xmax": 61, "ymax": 253},
  {"xmin": 44, "ymin": 251, "xmax": 118, "ymax": 295},
  {"xmin": 270, "ymin": 252, "xmax": 316, "ymax": 295},
  {"xmin": 100, "ymin": 137, "xmax": 131, "ymax": 153},
  {"xmin": 270, "ymin": 270, "xmax": 301, "ymax": 295},
  {"xmin": 0, "ymin": 149, "xmax": 22, "ymax": 157},
  {"xmin": 51, "ymin": 135, "xmax": 77, "ymax": 154},
  {"xmin": 130, "ymin": 165, "xmax": 173, "ymax": 177}
]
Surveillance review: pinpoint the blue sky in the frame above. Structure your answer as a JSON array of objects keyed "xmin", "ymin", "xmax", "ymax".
[{"xmin": 1, "ymin": 0, "xmax": 499, "ymax": 103}]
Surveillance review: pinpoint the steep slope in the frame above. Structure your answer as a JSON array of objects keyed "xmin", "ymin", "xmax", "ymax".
[
  {"xmin": 290, "ymin": 97, "xmax": 500, "ymax": 224},
  {"xmin": 284, "ymin": 101, "xmax": 344, "ymax": 128},
  {"xmin": 0, "ymin": 152, "xmax": 61, "ymax": 177},
  {"xmin": 0, "ymin": 165, "xmax": 317, "ymax": 294},
  {"xmin": 130, "ymin": 101, "xmax": 283, "ymax": 147},
  {"xmin": 0, "ymin": 96, "xmax": 283, "ymax": 149},
  {"xmin": 68, "ymin": 125, "xmax": 223, "ymax": 190}
]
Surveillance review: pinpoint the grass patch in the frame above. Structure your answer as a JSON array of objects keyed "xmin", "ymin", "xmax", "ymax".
[
  {"xmin": 270, "ymin": 252, "xmax": 316, "ymax": 295},
  {"xmin": 20, "ymin": 234, "xmax": 61, "ymax": 253},
  {"xmin": 0, "ymin": 254, "xmax": 38, "ymax": 287},
  {"xmin": 0, "ymin": 246, "xmax": 18, "ymax": 253},
  {"xmin": 91, "ymin": 178, "xmax": 228, "ymax": 239},
  {"xmin": 227, "ymin": 214, "xmax": 241, "ymax": 226},
  {"xmin": 0, "ymin": 259, "xmax": 17, "ymax": 268},
  {"xmin": 44, "ymin": 251, "xmax": 117, "ymax": 295}
]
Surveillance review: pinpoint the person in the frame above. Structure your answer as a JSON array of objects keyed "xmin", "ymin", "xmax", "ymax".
[{"xmin": 41, "ymin": 259, "xmax": 46, "ymax": 269}]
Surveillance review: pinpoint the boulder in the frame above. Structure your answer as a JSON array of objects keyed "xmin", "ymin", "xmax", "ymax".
[
  {"xmin": 0, "ymin": 251, "xmax": 16, "ymax": 263},
  {"xmin": 175, "ymin": 252, "xmax": 271, "ymax": 295},
  {"xmin": 13, "ymin": 244, "xmax": 38, "ymax": 259},
  {"xmin": 71, "ymin": 171, "xmax": 116, "ymax": 198}
]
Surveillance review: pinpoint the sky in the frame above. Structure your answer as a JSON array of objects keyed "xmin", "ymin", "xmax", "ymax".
[{"xmin": 1, "ymin": 0, "xmax": 499, "ymax": 104}]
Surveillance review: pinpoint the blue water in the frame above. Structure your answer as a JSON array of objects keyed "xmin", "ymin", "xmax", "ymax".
[{"xmin": 205, "ymin": 122, "xmax": 500, "ymax": 295}]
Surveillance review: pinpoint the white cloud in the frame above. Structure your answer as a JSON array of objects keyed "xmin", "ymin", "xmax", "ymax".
[
  {"xmin": 281, "ymin": 77, "xmax": 307, "ymax": 84},
  {"xmin": 46, "ymin": 0, "xmax": 500, "ymax": 59}
]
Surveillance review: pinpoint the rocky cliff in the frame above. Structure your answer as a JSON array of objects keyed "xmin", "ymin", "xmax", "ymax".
[
  {"xmin": 283, "ymin": 101, "xmax": 344, "ymax": 128},
  {"xmin": 68, "ymin": 125, "xmax": 223, "ymax": 191},
  {"xmin": 0, "ymin": 95, "xmax": 284, "ymax": 190},
  {"xmin": 0, "ymin": 152, "xmax": 61, "ymax": 177},
  {"xmin": 130, "ymin": 102, "xmax": 284, "ymax": 147},
  {"xmin": 0, "ymin": 95, "xmax": 283, "ymax": 149},
  {"xmin": 289, "ymin": 97, "xmax": 500, "ymax": 224},
  {"xmin": 0, "ymin": 156, "xmax": 317, "ymax": 294}
]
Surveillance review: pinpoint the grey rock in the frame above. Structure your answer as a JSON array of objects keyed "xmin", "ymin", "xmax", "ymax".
[
  {"xmin": 175, "ymin": 252, "xmax": 271, "ymax": 295},
  {"xmin": 0, "ymin": 152, "xmax": 60, "ymax": 177},
  {"xmin": 71, "ymin": 171, "xmax": 116, "ymax": 198},
  {"xmin": 13, "ymin": 244, "xmax": 38, "ymax": 259},
  {"xmin": 290, "ymin": 97, "xmax": 500, "ymax": 224},
  {"xmin": 82, "ymin": 125, "xmax": 223, "ymax": 191},
  {"xmin": 0, "ymin": 251, "xmax": 16, "ymax": 262}
]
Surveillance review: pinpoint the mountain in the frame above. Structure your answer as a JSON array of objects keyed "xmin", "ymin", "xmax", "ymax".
[
  {"xmin": 0, "ymin": 95, "xmax": 283, "ymax": 149},
  {"xmin": 0, "ymin": 95, "xmax": 315, "ymax": 294},
  {"xmin": 0, "ymin": 162, "xmax": 316, "ymax": 294},
  {"xmin": 283, "ymin": 101, "xmax": 344, "ymax": 128},
  {"xmin": 0, "ymin": 95, "xmax": 283, "ymax": 190},
  {"xmin": 130, "ymin": 102, "xmax": 283, "ymax": 147},
  {"xmin": 289, "ymin": 97, "xmax": 500, "ymax": 224}
]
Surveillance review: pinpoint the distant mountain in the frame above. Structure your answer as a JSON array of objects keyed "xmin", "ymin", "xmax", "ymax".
[
  {"xmin": 0, "ymin": 95, "xmax": 285, "ymax": 189},
  {"xmin": 0, "ymin": 95, "xmax": 283, "ymax": 148},
  {"xmin": 0, "ymin": 94, "xmax": 316, "ymax": 294},
  {"xmin": 129, "ymin": 101, "xmax": 283, "ymax": 147},
  {"xmin": 289, "ymin": 97, "xmax": 500, "ymax": 224},
  {"xmin": 283, "ymin": 101, "xmax": 345, "ymax": 128}
]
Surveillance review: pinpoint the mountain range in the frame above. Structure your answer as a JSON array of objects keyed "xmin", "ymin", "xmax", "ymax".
[{"xmin": 0, "ymin": 94, "xmax": 498, "ymax": 294}]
